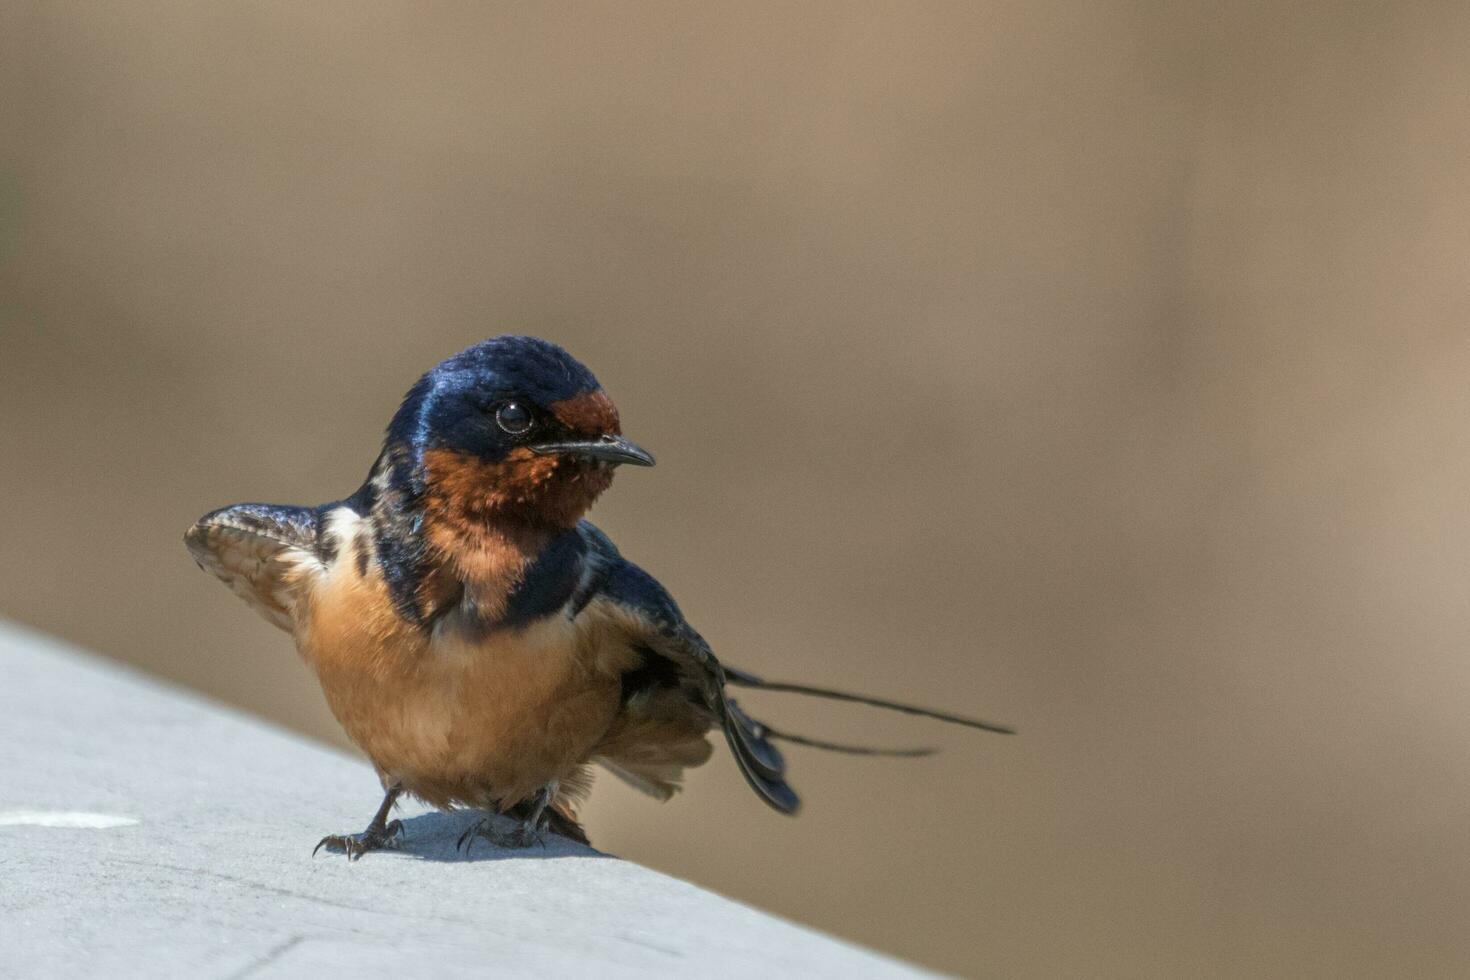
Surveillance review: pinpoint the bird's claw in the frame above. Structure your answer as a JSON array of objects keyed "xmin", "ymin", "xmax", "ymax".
[
  {"xmin": 313, "ymin": 818, "xmax": 404, "ymax": 861},
  {"xmin": 456, "ymin": 817, "xmax": 545, "ymax": 854}
]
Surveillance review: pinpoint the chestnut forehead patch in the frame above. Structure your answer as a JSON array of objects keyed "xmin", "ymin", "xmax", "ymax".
[{"xmin": 549, "ymin": 390, "xmax": 620, "ymax": 436}]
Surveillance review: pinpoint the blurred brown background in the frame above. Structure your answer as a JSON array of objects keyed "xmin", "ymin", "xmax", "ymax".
[{"xmin": 4, "ymin": 2, "xmax": 1470, "ymax": 976}]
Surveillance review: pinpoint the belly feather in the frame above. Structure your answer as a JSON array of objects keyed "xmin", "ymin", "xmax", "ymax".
[{"xmin": 295, "ymin": 538, "xmax": 628, "ymax": 808}]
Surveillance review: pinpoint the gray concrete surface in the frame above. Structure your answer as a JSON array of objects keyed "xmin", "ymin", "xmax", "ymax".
[{"xmin": 0, "ymin": 621, "xmax": 925, "ymax": 978}]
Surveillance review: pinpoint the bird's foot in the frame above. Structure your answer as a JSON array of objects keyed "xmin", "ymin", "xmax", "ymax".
[
  {"xmin": 456, "ymin": 815, "xmax": 546, "ymax": 854},
  {"xmin": 313, "ymin": 819, "xmax": 404, "ymax": 861}
]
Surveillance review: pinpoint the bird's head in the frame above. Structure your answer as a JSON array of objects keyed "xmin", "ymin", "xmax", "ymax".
[{"xmin": 385, "ymin": 336, "xmax": 653, "ymax": 530}]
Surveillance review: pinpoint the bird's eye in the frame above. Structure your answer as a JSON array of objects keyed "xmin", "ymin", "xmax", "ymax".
[{"xmin": 495, "ymin": 401, "xmax": 534, "ymax": 436}]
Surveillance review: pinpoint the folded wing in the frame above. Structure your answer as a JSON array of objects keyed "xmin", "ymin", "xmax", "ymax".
[
  {"xmin": 579, "ymin": 520, "xmax": 1014, "ymax": 816},
  {"xmin": 581, "ymin": 522, "xmax": 801, "ymax": 814}
]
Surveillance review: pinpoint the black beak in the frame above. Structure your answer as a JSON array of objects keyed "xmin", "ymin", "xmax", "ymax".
[{"xmin": 530, "ymin": 433, "xmax": 656, "ymax": 467}]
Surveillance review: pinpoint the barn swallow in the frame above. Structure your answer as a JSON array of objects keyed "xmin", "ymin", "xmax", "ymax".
[{"xmin": 185, "ymin": 336, "xmax": 1011, "ymax": 858}]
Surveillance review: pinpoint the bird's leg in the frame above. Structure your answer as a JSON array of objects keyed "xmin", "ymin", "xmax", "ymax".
[
  {"xmin": 457, "ymin": 781, "xmax": 558, "ymax": 854},
  {"xmin": 313, "ymin": 785, "xmax": 404, "ymax": 861}
]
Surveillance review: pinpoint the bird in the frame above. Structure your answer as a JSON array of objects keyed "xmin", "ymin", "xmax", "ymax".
[{"xmin": 184, "ymin": 335, "xmax": 1012, "ymax": 858}]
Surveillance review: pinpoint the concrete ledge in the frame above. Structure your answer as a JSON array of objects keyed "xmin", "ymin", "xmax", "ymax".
[{"xmin": 0, "ymin": 621, "xmax": 926, "ymax": 978}]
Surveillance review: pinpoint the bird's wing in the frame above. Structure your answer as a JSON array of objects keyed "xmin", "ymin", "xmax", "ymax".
[
  {"xmin": 577, "ymin": 520, "xmax": 1015, "ymax": 811},
  {"xmin": 579, "ymin": 522, "xmax": 800, "ymax": 814},
  {"xmin": 185, "ymin": 503, "xmax": 325, "ymax": 631}
]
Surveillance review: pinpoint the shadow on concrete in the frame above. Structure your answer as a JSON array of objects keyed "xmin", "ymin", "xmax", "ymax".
[{"xmin": 318, "ymin": 809, "xmax": 609, "ymax": 864}]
